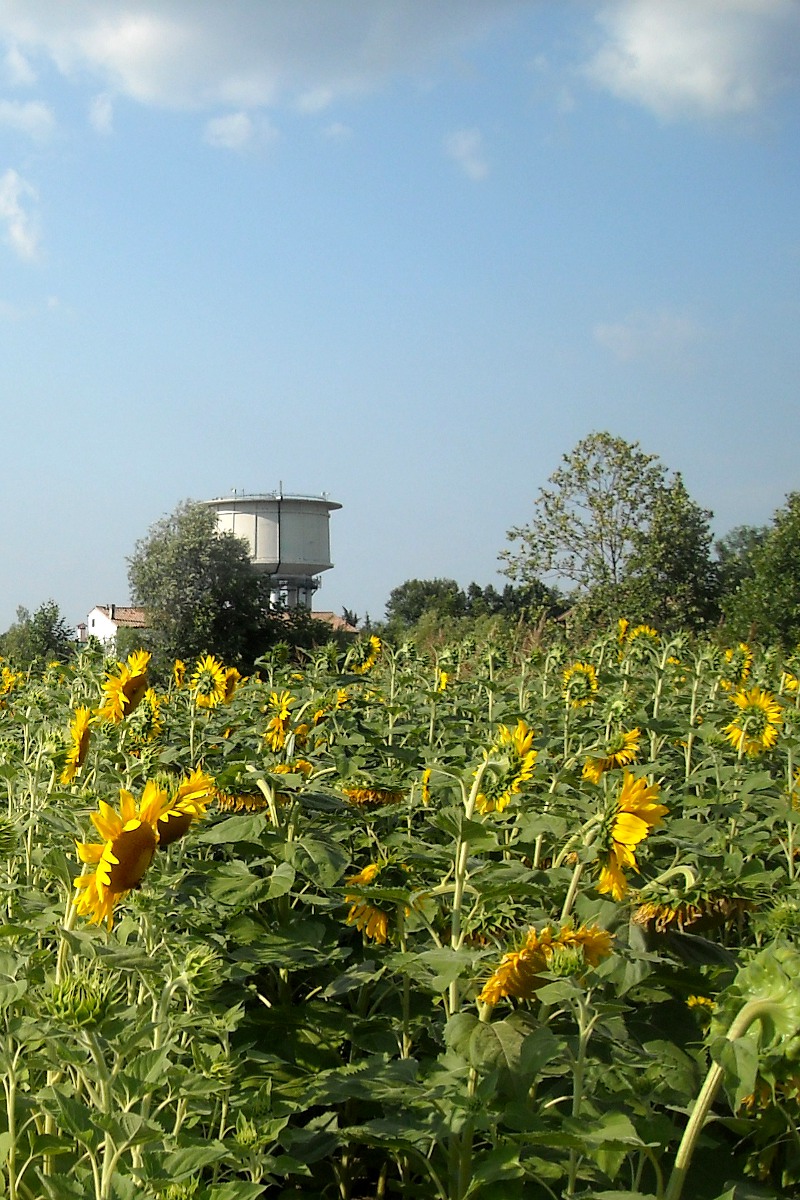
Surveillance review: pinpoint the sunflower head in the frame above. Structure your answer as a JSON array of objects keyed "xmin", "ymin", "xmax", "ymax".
[
  {"xmin": 60, "ymin": 707, "xmax": 93, "ymax": 785},
  {"xmin": 191, "ymin": 655, "xmax": 227, "ymax": 709},
  {"xmin": 724, "ymin": 686, "xmax": 782, "ymax": 757},
  {"xmin": 97, "ymin": 650, "xmax": 151, "ymax": 724},
  {"xmin": 345, "ymin": 861, "xmax": 389, "ymax": 942},
  {"xmin": 475, "ymin": 720, "xmax": 537, "ymax": 815},
  {"xmin": 74, "ymin": 784, "xmax": 167, "ymax": 929},
  {"xmin": 597, "ymin": 772, "xmax": 668, "ymax": 900},
  {"xmin": 582, "ymin": 727, "xmax": 641, "ymax": 783},
  {"xmin": 720, "ymin": 642, "xmax": 753, "ymax": 691},
  {"xmin": 562, "ymin": 661, "xmax": 599, "ymax": 708},
  {"xmin": 349, "ymin": 635, "xmax": 381, "ymax": 675}
]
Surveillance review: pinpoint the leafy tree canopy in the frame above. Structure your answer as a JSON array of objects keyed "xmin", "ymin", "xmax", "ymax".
[
  {"xmin": 385, "ymin": 577, "xmax": 559, "ymax": 631},
  {"xmin": 127, "ymin": 500, "xmax": 272, "ymax": 669},
  {"xmin": 501, "ymin": 431, "xmax": 719, "ymax": 631},
  {"xmin": 0, "ymin": 600, "xmax": 74, "ymax": 667},
  {"xmin": 722, "ymin": 494, "xmax": 800, "ymax": 647}
]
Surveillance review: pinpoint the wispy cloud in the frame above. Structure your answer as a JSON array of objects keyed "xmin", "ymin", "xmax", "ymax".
[
  {"xmin": 322, "ymin": 121, "xmax": 353, "ymax": 140},
  {"xmin": 0, "ymin": 99, "xmax": 53, "ymax": 139},
  {"xmin": 0, "ymin": 2, "xmax": 517, "ymax": 113},
  {"xmin": 444, "ymin": 127, "xmax": 488, "ymax": 180},
  {"xmin": 2, "ymin": 43, "xmax": 36, "ymax": 86},
  {"xmin": 203, "ymin": 111, "xmax": 279, "ymax": 152},
  {"xmin": 585, "ymin": 0, "xmax": 800, "ymax": 120},
  {"xmin": 89, "ymin": 92, "xmax": 114, "ymax": 134},
  {"xmin": 0, "ymin": 168, "xmax": 41, "ymax": 260},
  {"xmin": 593, "ymin": 309, "xmax": 704, "ymax": 363}
]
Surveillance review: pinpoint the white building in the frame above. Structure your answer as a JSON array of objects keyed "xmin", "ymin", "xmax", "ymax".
[{"xmin": 78, "ymin": 605, "xmax": 149, "ymax": 646}]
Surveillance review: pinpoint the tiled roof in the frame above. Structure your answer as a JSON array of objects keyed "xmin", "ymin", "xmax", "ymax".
[
  {"xmin": 96, "ymin": 606, "xmax": 149, "ymax": 628},
  {"xmin": 312, "ymin": 611, "xmax": 358, "ymax": 634}
]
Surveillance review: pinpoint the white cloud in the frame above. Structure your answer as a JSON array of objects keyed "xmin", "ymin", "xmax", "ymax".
[
  {"xmin": 322, "ymin": 121, "xmax": 353, "ymax": 140},
  {"xmin": 89, "ymin": 91, "xmax": 114, "ymax": 133},
  {"xmin": 585, "ymin": 0, "xmax": 800, "ymax": 119},
  {"xmin": 0, "ymin": 1, "xmax": 519, "ymax": 112},
  {"xmin": 203, "ymin": 110, "xmax": 279, "ymax": 151},
  {"xmin": 2, "ymin": 42, "xmax": 35, "ymax": 85},
  {"xmin": 0, "ymin": 168, "xmax": 40, "ymax": 260},
  {"xmin": 444, "ymin": 127, "xmax": 488, "ymax": 180},
  {"xmin": 0, "ymin": 98, "xmax": 53, "ymax": 138},
  {"xmin": 593, "ymin": 309, "xmax": 703, "ymax": 363}
]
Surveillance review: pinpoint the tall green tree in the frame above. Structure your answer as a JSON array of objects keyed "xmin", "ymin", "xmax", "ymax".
[
  {"xmin": 385, "ymin": 579, "xmax": 467, "ymax": 627},
  {"xmin": 623, "ymin": 474, "xmax": 720, "ymax": 631},
  {"xmin": 502, "ymin": 431, "xmax": 718, "ymax": 631},
  {"xmin": 127, "ymin": 500, "xmax": 272, "ymax": 668},
  {"xmin": 501, "ymin": 431, "xmax": 666, "ymax": 597},
  {"xmin": 715, "ymin": 525, "xmax": 768, "ymax": 602},
  {"xmin": 722, "ymin": 494, "xmax": 800, "ymax": 647},
  {"xmin": 0, "ymin": 600, "xmax": 74, "ymax": 667}
]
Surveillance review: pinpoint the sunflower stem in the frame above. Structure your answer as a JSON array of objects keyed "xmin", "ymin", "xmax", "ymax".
[{"xmin": 665, "ymin": 998, "xmax": 783, "ymax": 1200}]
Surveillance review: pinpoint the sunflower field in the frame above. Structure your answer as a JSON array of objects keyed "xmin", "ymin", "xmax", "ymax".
[{"xmin": 2, "ymin": 624, "xmax": 800, "ymax": 1200}]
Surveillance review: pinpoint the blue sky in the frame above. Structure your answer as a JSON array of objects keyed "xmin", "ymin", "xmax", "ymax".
[{"xmin": 0, "ymin": 0, "xmax": 799, "ymax": 630}]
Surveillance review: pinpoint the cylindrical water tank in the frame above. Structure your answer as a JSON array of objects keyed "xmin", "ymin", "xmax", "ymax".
[{"xmin": 206, "ymin": 492, "xmax": 341, "ymax": 578}]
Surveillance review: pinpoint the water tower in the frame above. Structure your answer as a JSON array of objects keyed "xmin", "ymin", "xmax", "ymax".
[{"xmin": 206, "ymin": 489, "xmax": 341, "ymax": 609}]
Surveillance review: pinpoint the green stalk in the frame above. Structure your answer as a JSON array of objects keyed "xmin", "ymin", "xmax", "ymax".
[
  {"xmin": 665, "ymin": 998, "xmax": 783, "ymax": 1200},
  {"xmin": 448, "ymin": 762, "xmax": 489, "ymax": 1016}
]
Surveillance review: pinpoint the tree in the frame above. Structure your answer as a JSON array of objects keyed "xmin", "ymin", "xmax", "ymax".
[
  {"xmin": 722, "ymin": 494, "xmax": 800, "ymax": 647},
  {"xmin": 501, "ymin": 432, "xmax": 666, "ymax": 596},
  {"xmin": 715, "ymin": 525, "xmax": 769, "ymax": 602},
  {"xmin": 0, "ymin": 600, "xmax": 74, "ymax": 667},
  {"xmin": 127, "ymin": 500, "xmax": 272, "ymax": 668},
  {"xmin": 623, "ymin": 475, "xmax": 720, "ymax": 631},
  {"xmin": 385, "ymin": 579, "xmax": 467, "ymax": 627},
  {"xmin": 502, "ymin": 432, "xmax": 718, "ymax": 631}
]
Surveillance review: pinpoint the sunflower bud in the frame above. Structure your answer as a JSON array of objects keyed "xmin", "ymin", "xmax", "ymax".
[{"xmin": 45, "ymin": 972, "xmax": 113, "ymax": 1028}]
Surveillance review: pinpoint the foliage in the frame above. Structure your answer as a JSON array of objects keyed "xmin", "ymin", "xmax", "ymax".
[
  {"xmin": 722, "ymin": 495, "xmax": 800, "ymax": 647},
  {"xmin": 385, "ymin": 577, "xmax": 559, "ymax": 631},
  {"xmin": 623, "ymin": 474, "xmax": 720, "ymax": 631},
  {"xmin": 0, "ymin": 599, "xmax": 74, "ymax": 666},
  {"xmin": 502, "ymin": 432, "xmax": 719, "ymax": 633},
  {"xmin": 127, "ymin": 500, "xmax": 274, "ymax": 670},
  {"xmin": 2, "ymin": 623, "xmax": 800, "ymax": 1198},
  {"xmin": 715, "ymin": 524, "xmax": 769, "ymax": 600}
]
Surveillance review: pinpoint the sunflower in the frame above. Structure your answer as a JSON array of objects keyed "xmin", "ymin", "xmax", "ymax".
[
  {"xmin": 349, "ymin": 635, "xmax": 381, "ymax": 675},
  {"xmin": 478, "ymin": 922, "xmax": 612, "ymax": 1007},
  {"xmin": 562, "ymin": 662, "xmax": 599, "ymax": 708},
  {"xmin": 173, "ymin": 660, "xmax": 186, "ymax": 689},
  {"xmin": 222, "ymin": 667, "xmax": 242, "ymax": 703},
  {"xmin": 216, "ymin": 788, "xmax": 269, "ymax": 813},
  {"xmin": 597, "ymin": 772, "xmax": 668, "ymax": 901},
  {"xmin": 627, "ymin": 624, "xmax": 659, "ymax": 646},
  {"xmin": 582, "ymin": 727, "xmax": 641, "ymax": 784},
  {"xmin": 61, "ymin": 707, "xmax": 93, "ymax": 785},
  {"xmin": 191, "ymin": 655, "xmax": 227, "ymax": 709},
  {"xmin": 156, "ymin": 767, "xmax": 216, "ymax": 847},
  {"xmin": 0, "ymin": 665, "xmax": 23, "ymax": 700},
  {"xmin": 127, "ymin": 688, "xmax": 164, "ymax": 746},
  {"xmin": 475, "ymin": 720, "xmax": 537, "ymax": 815},
  {"xmin": 345, "ymin": 862, "xmax": 389, "ymax": 943},
  {"xmin": 74, "ymin": 783, "xmax": 167, "ymax": 929},
  {"xmin": 720, "ymin": 642, "xmax": 753, "ymax": 692},
  {"xmin": 633, "ymin": 894, "xmax": 753, "ymax": 935},
  {"xmin": 97, "ymin": 650, "xmax": 151, "ymax": 723},
  {"xmin": 342, "ymin": 783, "xmax": 405, "ymax": 806},
  {"xmin": 264, "ymin": 690, "xmax": 295, "ymax": 751},
  {"xmin": 724, "ymin": 686, "xmax": 782, "ymax": 757}
]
